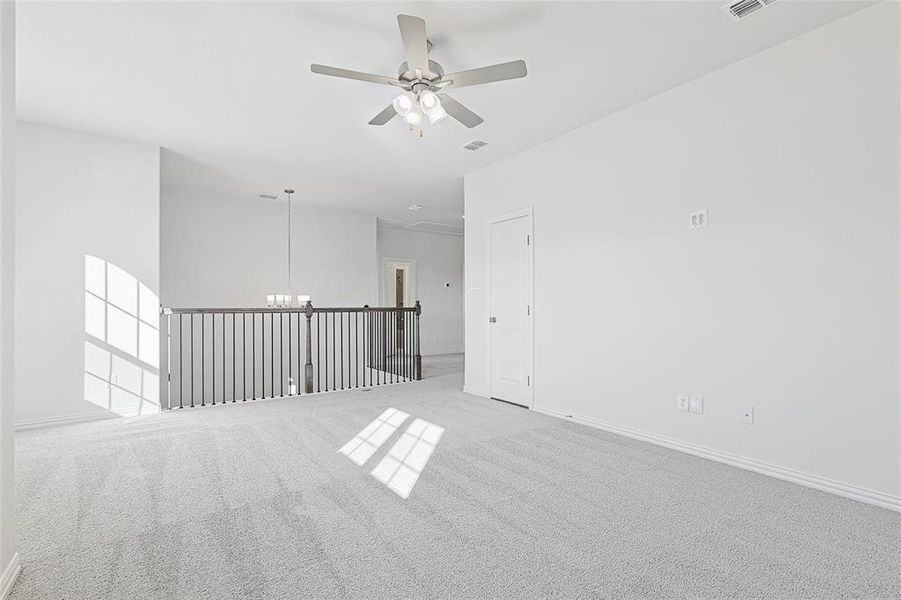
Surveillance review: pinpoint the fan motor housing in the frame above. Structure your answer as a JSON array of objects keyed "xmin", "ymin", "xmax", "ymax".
[{"xmin": 397, "ymin": 59, "xmax": 444, "ymax": 83}]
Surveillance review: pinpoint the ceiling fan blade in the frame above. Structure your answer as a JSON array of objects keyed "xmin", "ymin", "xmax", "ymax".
[
  {"xmin": 368, "ymin": 104, "xmax": 397, "ymax": 126},
  {"xmin": 311, "ymin": 64, "xmax": 399, "ymax": 86},
  {"xmin": 444, "ymin": 60, "xmax": 527, "ymax": 89},
  {"xmin": 397, "ymin": 15, "xmax": 429, "ymax": 74},
  {"xmin": 439, "ymin": 94, "xmax": 484, "ymax": 128}
]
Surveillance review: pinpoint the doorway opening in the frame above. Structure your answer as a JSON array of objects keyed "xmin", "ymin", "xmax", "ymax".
[{"xmin": 383, "ymin": 259, "xmax": 416, "ymax": 351}]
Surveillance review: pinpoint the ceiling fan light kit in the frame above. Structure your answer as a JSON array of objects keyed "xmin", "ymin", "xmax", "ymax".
[{"xmin": 311, "ymin": 14, "xmax": 527, "ymax": 133}]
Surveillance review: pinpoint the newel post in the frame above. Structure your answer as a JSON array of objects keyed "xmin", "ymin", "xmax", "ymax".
[
  {"xmin": 304, "ymin": 300, "xmax": 314, "ymax": 393},
  {"xmin": 414, "ymin": 300, "xmax": 422, "ymax": 380}
]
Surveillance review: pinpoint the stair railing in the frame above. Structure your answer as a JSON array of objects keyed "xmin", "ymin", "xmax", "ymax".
[{"xmin": 159, "ymin": 301, "xmax": 421, "ymax": 409}]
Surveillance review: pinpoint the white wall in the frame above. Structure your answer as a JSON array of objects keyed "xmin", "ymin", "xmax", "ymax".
[
  {"xmin": 0, "ymin": 0, "xmax": 17, "ymax": 585},
  {"xmin": 15, "ymin": 123, "xmax": 160, "ymax": 425},
  {"xmin": 897, "ymin": 0, "xmax": 901, "ymax": 502},
  {"xmin": 377, "ymin": 226, "xmax": 464, "ymax": 356},
  {"xmin": 465, "ymin": 3, "xmax": 900, "ymax": 503},
  {"xmin": 160, "ymin": 186, "xmax": 377, "ymax": 308},
  {"xmin": 160, "ymin": 187, "xmax": 380, "ymax": 408}
]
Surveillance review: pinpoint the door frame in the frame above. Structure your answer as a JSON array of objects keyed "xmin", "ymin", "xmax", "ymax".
[
  {"xmin": 486, "ymin": 206, "xmax": 534, "ymax": 408},
  {"xmin": 382, "ymin": 257, "xmax": 417, "ymax": 308}
]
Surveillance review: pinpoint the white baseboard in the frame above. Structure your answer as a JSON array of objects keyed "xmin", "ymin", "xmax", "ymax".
[
  {"xmin": 15, "ymin": 412, "xmax": 118, "ymax": 431},
  {"xmin": 462, "ymin": 386, "xmax": 489, "ymax": 398},
  {"xmin": 421, "ymin": 349, "xmax": 464, "ymax": 357},
  {"xmin": 532, "ymin": 404, "xmax": 901, "ymax": 513},
  {"xmin": 0, "ymin": 552, "xmax": 20, "ymax": 599}
]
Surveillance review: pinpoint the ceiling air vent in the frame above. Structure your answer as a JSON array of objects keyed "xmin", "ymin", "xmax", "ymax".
[
  {"xmin": 723, "ymin": 0, "xmax": 776, "ymax": 21},
  {"xmin": 463, "ymin": 140, "xmax": 488, "ymax": 152}
]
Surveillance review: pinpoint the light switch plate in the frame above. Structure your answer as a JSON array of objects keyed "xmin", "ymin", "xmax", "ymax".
[
  {"xmin": 677, "ymin": 395, "xmax": 690, "ymax": 412},
  {"xmin": 741, "ymin": 405, "xmax": 754, "ymax": 424},
  {"xmin": 690, "ymin": 395, "xmax": 704, "ymax": 414}
]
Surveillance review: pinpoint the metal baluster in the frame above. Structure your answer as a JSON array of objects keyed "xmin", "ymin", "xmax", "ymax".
[
  {"xmin": 332, "ymin": 312, "xmax": 336, "ymax": 392},
  {"xmin": 375, "ymin": 310, "xmax": 378, "ymax": 384},
  {"xmin": 381, "ymin": 310, "xmax": 385, "ymax": 385},
  {"xmin": 389, "ymin": 311, "xmax": 393, "ymax": 384},
  {"xmin": 402, "ymin": 310, "xmax": 406, "ymax": 382},
  {"xmin": 391, "ymin": 311, "xmax": 395, "ymax": 383},
  {"xmin": 222, "ymin": 313, "xmax": 226, "ymax": 404},
  {"xmin": 354, "ymin": 311, "xmax": 359, "ymax": 388},
  {"xmin": 339, "ymin": 311, "xmax": 343, "ymax": 390},
  {"xmin": 232, "ymin": 313, "xmax": 236, "ymax": 402},
  {"xmin": 270, "ymin": 313, "xmax": 275, "ymax": 399},
  {"xmin": 191, "ymin": 314, "xmax": 195, "ymax": 407},
  {"xmin": 363, "ymin": 307, "xmax": 368, "ymax": 388},
  {"xmin": 242, "ymin": 313, "xmax": 246, "ymax": 401},
  {"xmin": 316, "ymin": 312, "xmax": 321, "ymax": 393},
  {"xmin": 383, "ymin": 311, "xmax": 388, "ymax": 385},
  {"xmin": 253, "ymin": 312, "xmax": 257, "ymax": 400},
  {"xmin": 388, "ymin": 310, "xmax": 392, "ymax": 383},
  {"xmin": 404, "ymin": 310, "xmax": 409, "ymax": 382},
  {"xmin": 386, "ymin": 310, "xmax": 390, "ymax": 383},
  {"xmin": 385, "ymin": 310, "xmax": 389, "ymax": 383},
  {"xmin": 211, "ymin": 314, "xmax": 215, "ymax": 405},
  {"xmin": 178, "ymin": 314, "xmax": 184, "ymax": 408},
  {"xmin": 407, "ymin": 311, "xmax": 413, "ymax": 380},
  {"xmin": 164, "ymin": 314, "xmax": 170, "ymax": 410},
  {"xmin": 410, "ymin": 310, "xmax": 413, "ymax": 381},
  {"xmin": 374, "ymin": 311, "xmax": 378, "ymax": 385},
  {"xmin": 280, "ymin": 312, "xmax": 284, "ymax": 397},
  {"xmin": 288, "ymin": 311, "xmax": 292, "ymax": 395},
  {"xmin": 262, "ymin": 312, "xmax": 266, "ymax": 399},
  {"xmin": 201, "ymin": 314, "xmax": 206, "ymax": 406}
]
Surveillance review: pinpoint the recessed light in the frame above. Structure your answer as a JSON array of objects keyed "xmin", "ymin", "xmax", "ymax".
[{"xmin": 408, "ymin": 204, "xmax": 424, "ymax": 211}]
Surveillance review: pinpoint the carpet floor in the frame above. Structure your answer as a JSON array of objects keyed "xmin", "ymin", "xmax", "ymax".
[{"xmin": 11, "ymin": 355, "xmax": 901, "ymax": 599}]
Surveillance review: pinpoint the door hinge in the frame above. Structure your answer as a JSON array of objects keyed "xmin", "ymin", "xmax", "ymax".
[
  {"xmin": 526, "ymin": 234, "xmax": 530, "ymax": 246},
  {"xmin": 527, "ymin": 305, "xmax": 530, "ymax": 316},
  {"xmin": 527, "ymin": 375, "xmax": 531, "ymax": 386}
]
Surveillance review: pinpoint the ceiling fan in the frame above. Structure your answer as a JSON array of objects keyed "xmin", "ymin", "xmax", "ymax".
[{"xmin": 310, "ymin": 14, "xmax": 527, "ymax": 129}]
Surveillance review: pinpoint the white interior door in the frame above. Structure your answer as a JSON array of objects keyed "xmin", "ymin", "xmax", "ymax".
[{"xmin": 489, "ymin": 213, "xmax": 532, "ymax": 407}]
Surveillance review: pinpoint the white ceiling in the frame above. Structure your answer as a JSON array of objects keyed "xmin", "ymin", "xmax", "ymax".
[{"xmin": 17, "ymin": 1, "xmax": 869, "ymax": 228}]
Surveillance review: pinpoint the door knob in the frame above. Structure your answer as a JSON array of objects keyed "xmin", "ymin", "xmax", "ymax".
[{"xmin": 489, "ymin": 317, "xmax": 497, "ymax": 323}]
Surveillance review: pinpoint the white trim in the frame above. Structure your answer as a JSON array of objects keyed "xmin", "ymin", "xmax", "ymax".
[
  {"xmin": 532, "ymin": 404, "xmax": 901, "ymax": 513},
  {"xmin": 462, "ymin": 385, "xmax": 489, "ymax": 398},
  {"xmin": 0, "ymin": 552, "xmax": 20, "ymax": 599},
  {"xmin": 15, "ymin": 411, "xmax": 119, "ymax": 431},
  {"xmin": 486, "ymin": 206, "xmax": 534, "ymax": 408}
]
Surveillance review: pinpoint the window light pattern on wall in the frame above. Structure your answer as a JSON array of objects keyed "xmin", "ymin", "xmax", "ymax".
[
  {"xmin": 371, "ymin": 418, "xmax": 444, "ymax": 499},
  {"xmin": 84, "ymin": 255, "xmax": 160, "ymax": 417},
  {"xmin": 338, "ymin": 407, "xmax": 410, "ymax": 466}
]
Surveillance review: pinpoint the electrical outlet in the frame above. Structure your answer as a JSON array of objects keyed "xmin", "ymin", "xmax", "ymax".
[
  {"xmin": 689, "ymin": 210, "xmax": 709, "ymax": 230},
  {"xmin": 690, "ymin": 395, "xmax": 704, "ymax": 414},
  {"xmin": 677, "ymin": 395, "xmax": 690, "ymax": 412},
  {"xmin": 741, "ymin": 405, "xmax": 754, "ymax": 424}
]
